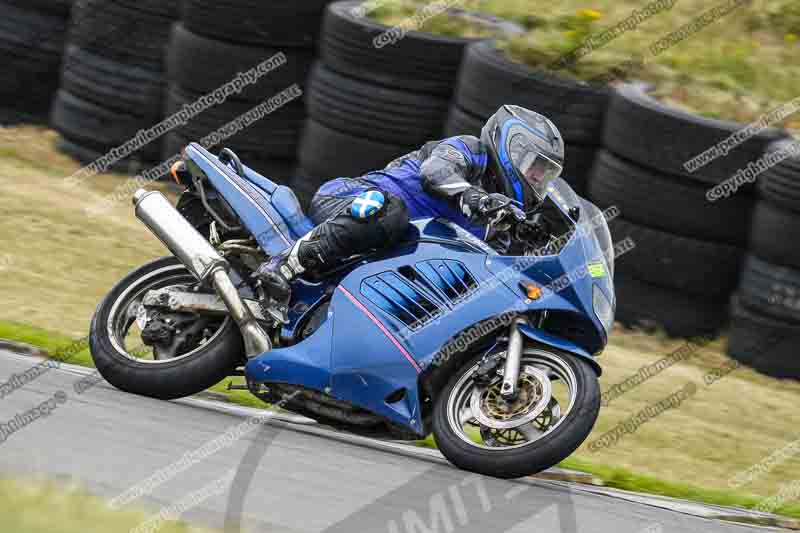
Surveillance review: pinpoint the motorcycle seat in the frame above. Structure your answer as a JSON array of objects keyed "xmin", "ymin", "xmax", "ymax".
[
  {"xmin": 242, "ymin": 166, "xmax": 315, "ymax": 240},
  {"xmin": 185, "ymin": 142, "xmax": 315, "ymax": 255}
]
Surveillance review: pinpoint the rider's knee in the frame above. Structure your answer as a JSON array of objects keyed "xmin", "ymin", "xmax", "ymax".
[{"xmin": 378, "ymin": 193, "xmax": 410, "ymax": 242}]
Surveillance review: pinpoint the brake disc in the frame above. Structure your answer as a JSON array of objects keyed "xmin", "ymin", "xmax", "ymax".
[{"xmin": 469, "ymin": 365, "xmax": 552, "ymax": 430}]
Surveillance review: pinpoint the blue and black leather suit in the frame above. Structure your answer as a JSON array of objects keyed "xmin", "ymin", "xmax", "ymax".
[
  {"xmin": 303, "ymin": 135, "xmax": 491, "ymax": 269},
  {"xmin": 257, "ymin": 104, "xmax": 564, "ymax": 307}
]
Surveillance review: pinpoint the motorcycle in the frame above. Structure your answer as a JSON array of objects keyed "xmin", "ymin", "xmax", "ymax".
[{"xmin": 89, "ymin": 142, "xmax": 616, "ymax": 479}]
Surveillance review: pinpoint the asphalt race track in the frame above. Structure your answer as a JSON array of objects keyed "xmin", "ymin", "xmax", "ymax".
[{"xmin": 0, "ymin": 350, "xmax": 769, "ymax": 533}]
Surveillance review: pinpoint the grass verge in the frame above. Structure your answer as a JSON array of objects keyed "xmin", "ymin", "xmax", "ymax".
[
  {"xmin": 0, "ymin": 477, "xmax": 213, "ymax": 533},
  {"xmin": 560, "ymin": 456, "xmax": 800, "ymax": 518}
]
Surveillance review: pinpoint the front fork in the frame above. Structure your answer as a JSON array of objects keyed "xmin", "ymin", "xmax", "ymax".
[{"xmin": 501, "ymin": 317, "xmax": 527, "ymax": 400}]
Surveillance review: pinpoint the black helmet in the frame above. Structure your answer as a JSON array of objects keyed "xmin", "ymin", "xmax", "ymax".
[{"xmin": 480, "ymin": 105, "xmax": 565, "ymax": 209}]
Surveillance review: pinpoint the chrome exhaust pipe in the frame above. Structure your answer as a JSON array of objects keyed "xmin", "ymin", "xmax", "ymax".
[{"xmin": 133, "ymin": 189, "xmax": 271, "ymax": 357}]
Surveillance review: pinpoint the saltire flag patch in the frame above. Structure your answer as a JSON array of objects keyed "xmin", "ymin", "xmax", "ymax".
[{"xmin": 351, "ymin": 190, "xmax": 385, "ymax": 219}]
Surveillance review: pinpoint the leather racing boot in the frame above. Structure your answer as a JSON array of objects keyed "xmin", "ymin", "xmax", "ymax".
[{"xmin": 253, "ymin": 232, "xmax": 327, "ymax": 322}]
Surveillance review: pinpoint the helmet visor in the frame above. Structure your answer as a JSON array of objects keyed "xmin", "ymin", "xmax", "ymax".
[
  {"xmin": 509, "ymin": 133, "xmax": 563, "ymax": 200},
  {"xmin": 508, "ymin": 125, "xmax": 561, "ymax": 200}
]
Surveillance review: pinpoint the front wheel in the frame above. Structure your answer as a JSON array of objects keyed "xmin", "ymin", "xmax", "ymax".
[
  {"xmin": 432, "ymin": 346, "xmax": 600, "ymax": 479},
  {"xmin": 89, "ymin": 257, "xmax": 245, "ymax": 400}
]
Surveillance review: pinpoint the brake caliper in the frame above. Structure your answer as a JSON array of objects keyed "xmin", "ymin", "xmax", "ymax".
[
  {"xmin": 140, "ymin": 313, "xmax": 176, "ymax": 347},
  {"xmin": 474, "ymin": 355, "xmax": 503, "ymax": 386}
]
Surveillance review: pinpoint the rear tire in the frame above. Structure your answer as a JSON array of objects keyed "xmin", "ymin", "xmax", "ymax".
[
  {"xmin": 89, "ymin": 257, "xmax": 244, "ymax": 400},
  {"xmin": 432, "ymin": 347, "xmax": 600, "ymax": 479}
]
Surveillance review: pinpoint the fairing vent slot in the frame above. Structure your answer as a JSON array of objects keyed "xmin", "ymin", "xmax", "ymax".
[
  {"xmin": 361, "ymin": 272, "xmax": 443, "ymax": 330},
  {"xmin": 411, "ymin": 259, "xmax": 478, "ymax": 305}
]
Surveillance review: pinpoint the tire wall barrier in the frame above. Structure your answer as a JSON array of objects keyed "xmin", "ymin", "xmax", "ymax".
[
  {"xmin": 52, "ymin": 0, "xmax": 180, "ymax": 171},
  {"xmin": 297, "ymin": 0, "xmax": 488, "ymax": 195},
  {"xmin": 165, "ymin": 21, "xmax": 313, "ymax": 182},
  {"xmin": 727, "ymin": 139, "xmax": 800, "ymax": 378},
  {"xmin": 588, "ymin": 84, "xmax": 799, "ymax": 378},
  {"xmin": 584, "ymin": 84, "xmax": 791, "ymax": 356},
  {"xmin": 165, "ymin": 0, "xmax": 338, "ymax": 186},
  {"xmin": 32, "ymin": 1, "xmax": 331, "ymax": 184},
  {"xmin": 0, "ymin": 1, "xmax": 72, "ymax": 122}
]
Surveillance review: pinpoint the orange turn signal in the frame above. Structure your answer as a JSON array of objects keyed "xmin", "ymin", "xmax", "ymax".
[
  {"xmin": 170, "ymin": 161, "xmax": 185, "ymax": 185},
  {"xmin": 525, "ymin": 284, "xmax": 542, "ymax": 300}
]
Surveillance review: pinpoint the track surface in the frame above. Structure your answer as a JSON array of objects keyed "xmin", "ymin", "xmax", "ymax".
[{"xmin": 0, "ymin": 351, "xmax": 768, "ymax": 532}]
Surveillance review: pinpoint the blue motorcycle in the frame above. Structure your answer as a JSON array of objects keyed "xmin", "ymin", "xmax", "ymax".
[{"xmin": 89, "ymin": 143, "xmax": 616, "ymax": 479}]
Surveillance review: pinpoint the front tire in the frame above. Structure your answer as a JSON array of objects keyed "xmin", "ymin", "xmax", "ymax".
[
  {"xmin": 89, "ymin": 257, "xmax": 245, "ymax": 400},
  {"xmin": 432, "ymin": 346, "xmax": 600, "ymax": 479}
]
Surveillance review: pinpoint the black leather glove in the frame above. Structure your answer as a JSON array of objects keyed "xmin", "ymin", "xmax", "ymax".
[
  {"xmin": 459, "ymin": 187, "xmax": 525, "ymax": 224},
  {"xmin": 459, "ymin": 187, "xmax": 492, "ymax": 222}
]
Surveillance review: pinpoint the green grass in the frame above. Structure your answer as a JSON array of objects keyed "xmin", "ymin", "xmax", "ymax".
[
  {"xmin": 369, "ymin": 0, "xmax": 800, "ymax": 125},
  {"xmin": 0, "ymin": 321, "xmax": 94, "ymax": 367},
  {"xmin": 4, "ymin": 318, "xmax": 800, "ymax": 520},
  {"xmin": 0, "ymin": 321, "xmax": 76, "ymax": 354},
  {"xmin": 562, "ymin": 456, "xmax": 800, "ymax": 518},
  {"xmin": 0, "ymin": 477, "xmax": 214, "ymax": 533}
]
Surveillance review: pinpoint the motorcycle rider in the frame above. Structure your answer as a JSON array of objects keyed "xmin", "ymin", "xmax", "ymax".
[{"xmin": 256, "ymin": 105, "xmax": 565, "ymax": 299}]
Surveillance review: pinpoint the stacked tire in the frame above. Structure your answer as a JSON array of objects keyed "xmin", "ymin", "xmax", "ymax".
[
  {"xmin": 165, "ymin": 2, "xmax": 331, "ymax": 188},
  {"xmin": 298, "ymin": 1, "xmax": 500, "ymax": 188},
  {"xmin": 52, "ymin": 0, "xmax": 178, "ymax": 171},
  {"xmin": 728, "ymin": 139, "xmax": 800, "ymax": 378},
  {"xmin": 588, "ymin": 84, "xmax": 785, "ymax": 338},
  {"xmin": 0, "ymin": 0, "xmax": 72, "ymax": 122},
  {"xmin": 447, "ymin": 40, "xmax": 609, "ymax": 195}
]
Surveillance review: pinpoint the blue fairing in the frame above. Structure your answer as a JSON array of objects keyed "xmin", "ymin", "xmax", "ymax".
[
  {"xmin": 185, "ymin": 144, "xmax": 610, "ymax": 438},
  {"xmin": 243, "ymin": 211, "xmax": 610, "ymax": 436}
]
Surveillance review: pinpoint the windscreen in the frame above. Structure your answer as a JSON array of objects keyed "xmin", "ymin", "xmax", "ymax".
[
  {"xmin": 579, "ymin": 199, "xmax": 615, "ymax": 279},
  {"xmin": 541, "ymin": 179, "xmax": 614, "ymax": 277}
]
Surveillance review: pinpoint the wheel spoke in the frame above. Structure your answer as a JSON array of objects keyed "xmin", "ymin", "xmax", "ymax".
[
  {"xmin": 517, "ymin": 422, "xmax": 545, "ymax": 442},
  {"xmin": 120, "ymin": 314, "xmax": 137, "ymax": 338},
  {"xmin": 550, "ymin": 402, "xmax": 562, "ymax": 423},
  {"xmin": 533, "ymin": 363, "xmax": 558, "ymax": 380},
  {"xmin": 480, "ymin": 427, "xmax": 499, "ymax": 447}
]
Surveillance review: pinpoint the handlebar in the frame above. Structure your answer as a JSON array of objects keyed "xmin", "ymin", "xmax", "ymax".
[
  {"xmin": 479, "ymin": 194, "xmax": 553, "ymax": 251},
  {"xmin": 480, "ymin": 193, "xmax": 526, "ymax": 225}
]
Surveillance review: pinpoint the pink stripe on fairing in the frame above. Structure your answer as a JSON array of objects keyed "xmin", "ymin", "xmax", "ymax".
[{"xmin": 337, "ymin": 285, "xmax": 422, "ymax": 374}]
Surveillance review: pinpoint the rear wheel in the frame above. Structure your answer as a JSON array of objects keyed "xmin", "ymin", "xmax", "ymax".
[
  {"xmin": 432, "ymin": 346, "xmax": 600, "ymax": 479},
  {"xmin": 89, "ymin": 257, "xmax": 244, "ymax": 399}
]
